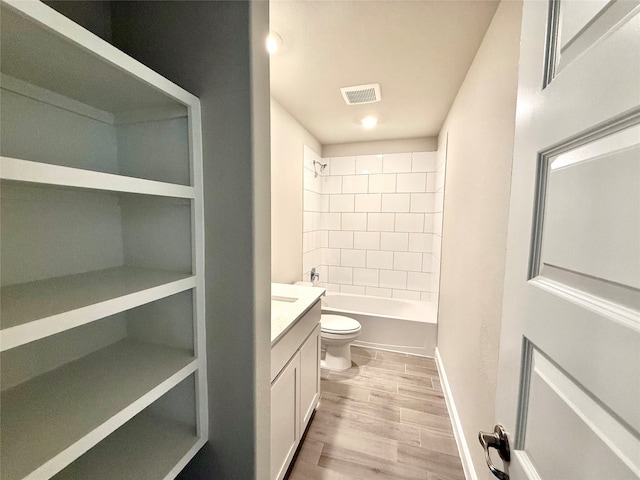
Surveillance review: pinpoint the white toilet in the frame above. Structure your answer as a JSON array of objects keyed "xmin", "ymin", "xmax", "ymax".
[{"xmin": 320, "ymin": 314, "xmax": 361, "ymax": 371}]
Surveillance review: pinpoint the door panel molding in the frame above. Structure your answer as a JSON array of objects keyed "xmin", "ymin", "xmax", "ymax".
[
  {"xmin": 512, "ymin": 450, "xmax": 543, "ymax": 480},
  {"xmin": 529, "ymin": 110, "xmax": 640, "ymax": 324},
  {"xmin": 531, "ymin": 275, "xmax": 639, "ymax": 332},
  {"xmin": 529, "ymin": 109, "xmax": 640, "ymax": 279},
  {"xmin": 544, "ymin": 0, "xmax": 640, "ymax": 87},
  {"xmin": 515, "ymin": 338, "xmax": 535, "ymax": 449},
  {"xmin": 542, "ymin": 0, "xmax": 562, "ymax": 87},
  {"xmin": 517, "ymin": 341, "xmax": 640, "ymax": 478}
]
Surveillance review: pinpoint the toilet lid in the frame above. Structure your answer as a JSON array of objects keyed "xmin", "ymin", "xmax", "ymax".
[{"xmin": 321, "ymin": 314, "xmax": 361, "ymax": 334}]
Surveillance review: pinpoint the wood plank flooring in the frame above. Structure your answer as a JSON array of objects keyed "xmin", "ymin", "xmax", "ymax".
[{"xmin": 284, "ymin": 346, "xmax": 465, "ymax": 480}]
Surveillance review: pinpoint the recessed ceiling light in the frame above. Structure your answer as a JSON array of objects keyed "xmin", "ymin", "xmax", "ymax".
[
  {"xmin": 361, "ymin": 116, "xmax": 378, "ymax": 128},
  {"xmin": 266, "ymin": 32, "xmax": 282, "ymax": 54}
]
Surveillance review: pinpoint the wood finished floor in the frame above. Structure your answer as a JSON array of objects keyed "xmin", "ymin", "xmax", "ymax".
[{"xmin": 285, "ymin": 346, "xmax": 465, "ymax": 480}]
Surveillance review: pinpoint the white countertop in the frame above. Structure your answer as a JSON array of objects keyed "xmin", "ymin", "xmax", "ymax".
[{"xmin": 271, "ymin": 283, "xmax": 325, "ymax": 344}]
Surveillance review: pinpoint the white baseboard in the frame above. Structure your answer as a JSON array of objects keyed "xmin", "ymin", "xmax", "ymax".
[
  {"xmin": 435, "ymin": 347, "xmax": 478, "ymax": 480},
  {"xmin": 352, "ymin": 339, "xmax": 432, "ymax": 357}
]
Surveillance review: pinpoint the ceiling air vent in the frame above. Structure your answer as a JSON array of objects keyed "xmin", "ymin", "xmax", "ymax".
[{"xmin": 340, "ymin": 83, "xmax": 382, "ymax": 105}]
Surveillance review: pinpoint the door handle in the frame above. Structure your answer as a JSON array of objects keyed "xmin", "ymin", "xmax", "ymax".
[{"xmin": 478, "ymin": 424, "xmax": 511, "ymax": 480}]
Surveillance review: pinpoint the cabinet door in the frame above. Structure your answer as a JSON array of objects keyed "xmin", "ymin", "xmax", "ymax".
[
  {"xmin": 270, "ymin": 351, "xmax": 300, "ymax": 480},
  {"xmin": 299, "ymin": 323, "xmax": 321, "ymax": 429}
]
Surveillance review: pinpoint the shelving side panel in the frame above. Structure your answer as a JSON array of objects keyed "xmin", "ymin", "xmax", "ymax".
[
  {"xmin": 121, "ymin": 198, "xmax": 193, "ymax": 273},
  {"xmin": 0, "ymin": 340, "xmax": 197, "ymax": 480},
  {"xmin": 126, "ymin": 290, "xmax": 195, "ymax": 352},
  {"xmin": 117, "ymin": 117, "xmax": 190, "ymax": 186}
]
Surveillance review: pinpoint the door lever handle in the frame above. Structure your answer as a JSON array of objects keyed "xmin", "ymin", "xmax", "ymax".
[{"xmin": 478, "ymin": 425, "xmax": 510, "ymax": 480}]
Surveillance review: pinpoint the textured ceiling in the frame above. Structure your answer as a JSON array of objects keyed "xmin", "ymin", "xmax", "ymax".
[{"xmin": 269, "ymin": 0, "xmax": 499, "ymax": 145}]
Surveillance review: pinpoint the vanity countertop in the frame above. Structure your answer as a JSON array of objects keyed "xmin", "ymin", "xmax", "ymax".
[{"xmin": 271, "ymin": 283, "xmax": 325, "ymax": 345}]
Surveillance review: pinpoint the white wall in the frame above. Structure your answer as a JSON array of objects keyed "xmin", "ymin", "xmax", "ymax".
[
  {"xmin": 436, "ymin": 1, "xmax": 522, "ymax": 477},
  {"xmin": 323, "ymin": 137, "xmax": 437, "ymax": 157},
  {"xmin": 271, "ymin": 99, "xmax": 321, "ymax": 284}
]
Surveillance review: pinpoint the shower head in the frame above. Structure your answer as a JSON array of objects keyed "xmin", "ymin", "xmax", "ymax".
[{"xmin": 313, "ymin": 160, "xmax": 327, "ymax": 173}]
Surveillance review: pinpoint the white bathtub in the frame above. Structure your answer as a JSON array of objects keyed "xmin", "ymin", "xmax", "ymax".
[{"xmin": 321, "ymin": 293, "xmax": 437, "ymax": 357}]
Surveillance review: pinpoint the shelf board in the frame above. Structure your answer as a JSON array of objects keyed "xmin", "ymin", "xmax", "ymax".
[
  {"xmin": 0, "ymin": 157, "xmax": 195, "ymax": 198},
  {"xmin": 53, "ymin": 412, "xmax": 205, "ymax": 480},
  {"xmin": 0, "ymin": 339, "xmax": 197, "ymax": 480},
  {"xmin": 1, "ymin": 266, "xmax": 196, "ymax": 351}
]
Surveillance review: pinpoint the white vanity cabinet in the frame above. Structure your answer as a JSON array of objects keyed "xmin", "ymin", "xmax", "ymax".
[
  {"xmin": 270, "ymin": 299, "xmax": 321, "ymax": 480},
  {"xmin": 0, "ymin": 2, "xmax": 207, "ymax": 479}
]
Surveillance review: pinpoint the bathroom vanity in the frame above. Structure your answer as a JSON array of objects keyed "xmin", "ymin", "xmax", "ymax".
[{"xmin": 270, "ymin": 283, "xmax": 325, "ymax": 480}]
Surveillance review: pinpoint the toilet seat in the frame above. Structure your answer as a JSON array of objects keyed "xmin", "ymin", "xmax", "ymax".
[{"xmin": 321, "ymin": 314, "xmax": 361, "ymax": 335}]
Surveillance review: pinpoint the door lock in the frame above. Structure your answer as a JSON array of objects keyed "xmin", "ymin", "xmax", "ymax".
[{"xmin": 478, "ymin": 424, "xmax": 510, "ymax": 480}]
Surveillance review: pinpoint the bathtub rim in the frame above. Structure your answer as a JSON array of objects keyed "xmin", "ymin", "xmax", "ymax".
[{"xmin": 321, "ymin": 291, "xmax": 437, "ymax": 325}]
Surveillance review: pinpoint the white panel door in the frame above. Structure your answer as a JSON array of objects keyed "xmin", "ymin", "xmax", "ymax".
[{"xmin": 490, "ymin": 1, "xmax": 640, "ymax": 479}]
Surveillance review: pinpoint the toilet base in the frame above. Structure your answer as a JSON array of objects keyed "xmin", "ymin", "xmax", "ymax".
[{"xmin": 321, "ymin": 342, "xmax": 353, "ymax": 371}]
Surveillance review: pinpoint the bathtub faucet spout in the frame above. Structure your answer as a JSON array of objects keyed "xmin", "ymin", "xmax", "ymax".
[{"xmin": 310, "ymin": 268, "xmax": 320, "ymax": 283}]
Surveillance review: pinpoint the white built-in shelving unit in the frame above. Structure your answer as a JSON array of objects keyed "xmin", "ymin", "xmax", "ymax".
[{"xmin": 0, "ymin": 1, "xmax": 207, "ymax": 479}]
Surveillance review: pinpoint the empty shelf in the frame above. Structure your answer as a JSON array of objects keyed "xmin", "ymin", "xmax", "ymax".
[
  {"xmin": 0, "ymin": 339, "xmax": 197, "ymax": 480},
  {"xmin": 1, "ymin": 266, "xmax": 195, "ymax": 351},
  {"xmin": 1, "ymin": 157, "xmax": 195, "ymax": 198},
  {"xmin": 53, "ymin": 411, "xmax": 205, "ymax": 480}
]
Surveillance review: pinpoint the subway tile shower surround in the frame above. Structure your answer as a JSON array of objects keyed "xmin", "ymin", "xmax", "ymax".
[{"xmin": 303, "ymin": 147, "xmax": 445, "ymax": 303}]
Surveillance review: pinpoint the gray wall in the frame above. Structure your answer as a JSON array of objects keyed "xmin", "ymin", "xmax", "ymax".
[
  {"xmin": 109, "ymin": 2, "xmax": 271, "ymax": 478},
  {"xmin": 436, "ymin": 1, "xmax": 522, "ymax": 477},
  {"xmin": 44, "ymin": 1, "xmax": 112, "ymax": 41}
]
